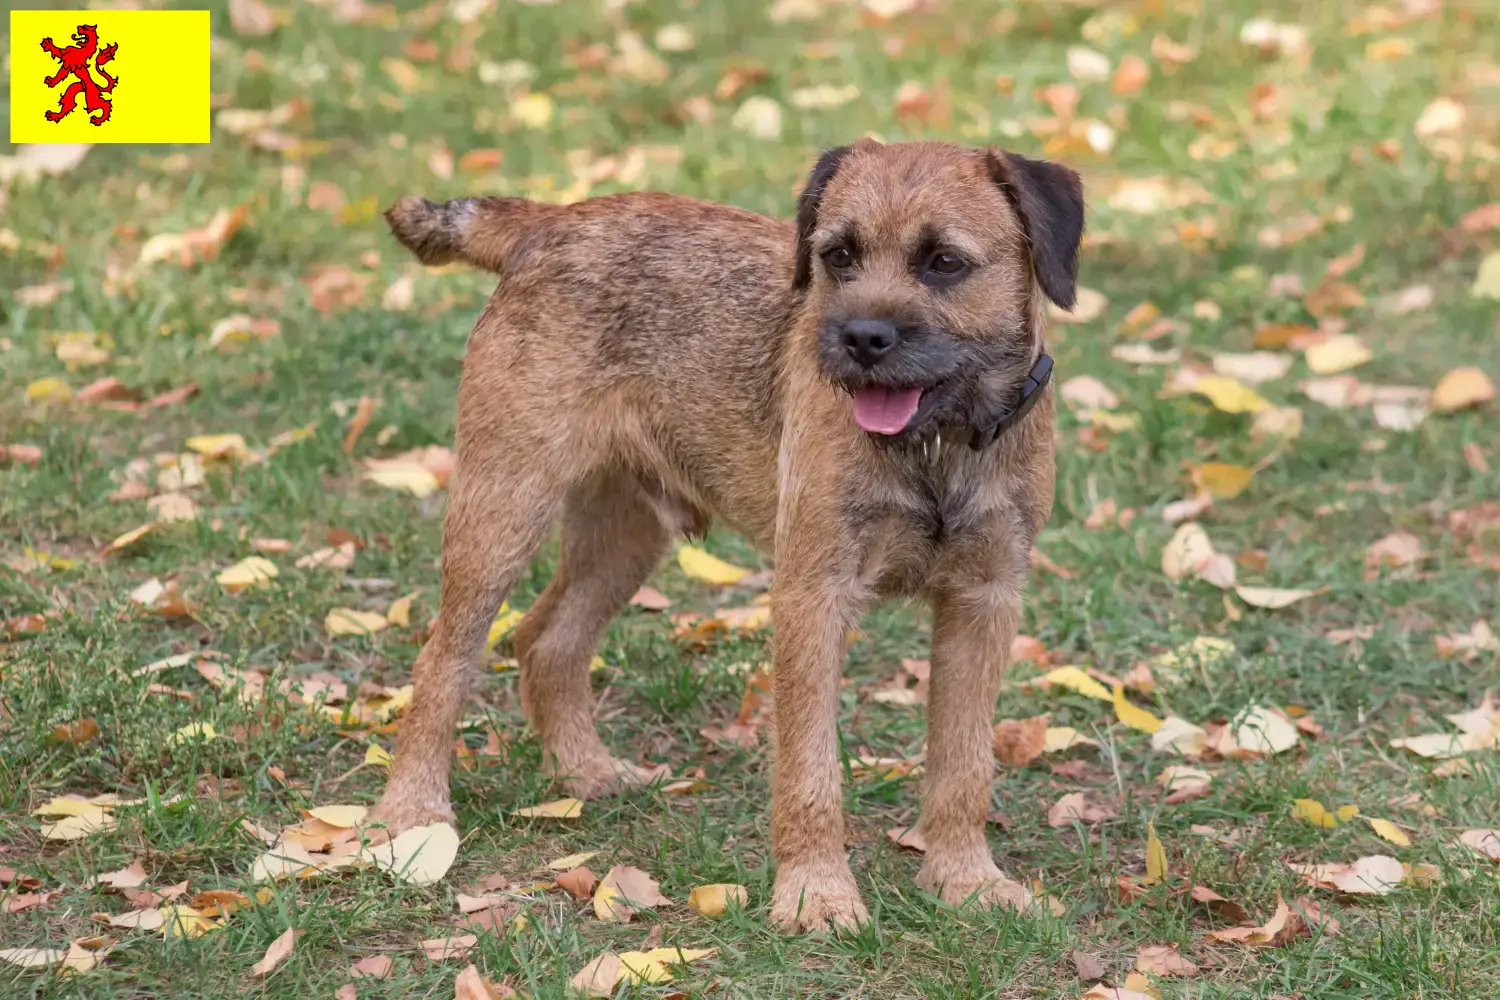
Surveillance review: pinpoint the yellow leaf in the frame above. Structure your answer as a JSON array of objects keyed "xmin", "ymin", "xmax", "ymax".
[
  {"xmin": 325, "ymin": 608, "xmax": 390, "ymax": 636},
  {"xmin": 1305, "ymin": 335, "xmax": 1373, "ymax": 375},
  {"xmin": 1040, "ymin": 665, "xmax": 1113, "ymax": 701},
  {"xmin": 486, "ymin": 602, "xmax": 525, "ymax": 648},
  {"xmin": 26, "ymin": 377, "xmax": 73, "ymax": 403},
  {"xmin": 41, "ymin": 812, "xmax": 117, "ymax": 841},
  {"xmin": 1044, "ymin": 726, "xmax": 1101, "ymax": 752},
  {"xmin": 365, "ymin": 744, "xmax": 393, "ymax": 767},
  {"xmin": 1293, "ymin": 798, "xmax": 1339, "ymax": 828},
  {"xmin": 307, "ymin": 805, "xmax": 368, "ymax": 828},
  {"xmin": 1235, "ymin": 585, "xmax": 1315, "ymax": 609},
  {"xmin": 0, "ymin": 947, "xmax": 66, "ymax": 969},
  {"xmin": 1190, "ymin": 374, "xmax": 1269, "ymax": 414},
  {"xmin": 1336, "ymin": 804, "xmax": 1360, "ymax": 823},
  {"xmin": 103, "ymin": 523, "xmax": 155, "ymax": 555},
  {"xmin": 640, "ymin": 946, "xmax": 716, "ymax": 965},
  {"xmin": 33, "ymin": 797, "xmax": 113, "ymax": 818},
  {"xmin": 386, "ymin": 591, "xmax": 418, "ymax": 627},
  {"xmin": 547, "ymin": 851, "xmax": 601, "ymax": 871},
  {"xmin": 218, "ymin": 556, "xmax": 279, "ymax": 591},
  {"xmin": 165, "ymin": 721, "xmax": 217, "ymax": 745},
  {"xmin": 510, "ymin": 92, "xmax": 555, "ymax": 129},
  {"xmin": 676, "ymin": 545, "xmax": 750, "ymax": 585},
  {"xmin": 512, "ymin": 797, "xmax": 582, "ymax": 819},
  {"xmin": 1389, "ymin": 732, "xmax": 1469, "ymax": 758},
  {"xmin": 1189, "ymin": 462, "xmax": 1254, "ymax": 500},
  {"xmin": 1473, "ymin": 251, "xmax": 1500, "ymax": 299},
  {"xmin": 616, "ymin": 952, "xmax": 674, "ymax": 984},
  {"xmin": 1151, "ymin": 716, "xmax": 1208, "ymax": 756},
  {"xmin": 688, "ymin": 883, "xmax": 747, "ymax": 917},
  {"xmin": 1145, "ymin": 822, "xmax": 1167, "ymax": 885},
  {"xmin": 373, "ymin": 822, "xmax": 460, "ymax": 885},
  {"xmin": 1432, "ymin": 366, "xmax": 1497, "ymax": 412},
  {"xmin": 185, "ymin": 433, "xmax": 249, "ymax": 460},
  {"xmin": 1232, "ymin": 704, "xmax": 1301, "ymax": 755},
  {"xmin": 1368, "ymin": 817, "xmax": 1411, "ymax": 846},
  {"xmin": 160, "ymin": 905, "xmax": 219, "ymax": 939},
  {"xmin": 362, "ymin": 463, "xmax": 440, "ymax": 498},
  {"xmin": 1113, "ymin": 685, "xmax": 1164, "ymax": 734},
  {"xmin": 1161, "ymin": 522, "xmax": 1215, "ymax": 581}
]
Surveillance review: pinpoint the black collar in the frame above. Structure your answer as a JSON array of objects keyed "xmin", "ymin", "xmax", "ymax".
[{"xmin": 966, "ymin": 353, "xmax": 1054, "ymax": 451}]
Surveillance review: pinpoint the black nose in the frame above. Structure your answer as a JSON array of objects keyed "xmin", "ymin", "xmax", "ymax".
[{"xmin": 841, "ymin": 318, "xmax": 900, "ymax": 368}]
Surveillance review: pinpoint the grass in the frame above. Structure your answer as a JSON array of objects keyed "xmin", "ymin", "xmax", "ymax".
[{"xmin": 3, "ymin": 0, "xmax": 1500, "ymax": 996}]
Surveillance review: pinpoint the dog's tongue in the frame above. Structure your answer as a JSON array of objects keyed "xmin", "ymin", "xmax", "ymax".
[{"xmin": 852, "ymin": 386, "xmax": 923, "ymax": 435}]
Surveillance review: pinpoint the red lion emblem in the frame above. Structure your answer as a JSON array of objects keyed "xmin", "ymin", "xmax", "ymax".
[{"xmin": 41, "ymin": 24, "xmax": 118, "ymax": 126}]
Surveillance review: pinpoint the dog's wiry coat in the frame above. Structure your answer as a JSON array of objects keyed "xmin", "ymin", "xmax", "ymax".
[{"xmin": 371, "ymin": 139, "xmax": 1083, "ymax": 932}]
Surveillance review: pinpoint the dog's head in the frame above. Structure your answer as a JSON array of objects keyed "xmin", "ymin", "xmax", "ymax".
[{"xmin": 793, "ymin": 140, "xmax": 1083, "ymax": 443}]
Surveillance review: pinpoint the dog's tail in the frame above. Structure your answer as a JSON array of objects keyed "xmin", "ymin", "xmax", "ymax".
[{"xmin": 384, "ymin": 196, "xmax": 548, "ymax": 274}]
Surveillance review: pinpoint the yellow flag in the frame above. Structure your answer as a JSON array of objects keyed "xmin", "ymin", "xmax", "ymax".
[{"xmin": 9, "ymin": 11, "xmax": 210, "ymax": 144}]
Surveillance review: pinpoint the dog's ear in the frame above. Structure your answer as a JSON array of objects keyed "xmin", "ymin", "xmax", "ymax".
[
  {"xmin": 793, "ymin": 145, "xmax": 853, "ymax": 290},
  {"xmin": 986, "ymin": 149, "xmax": 1085, "ymax": 310}
]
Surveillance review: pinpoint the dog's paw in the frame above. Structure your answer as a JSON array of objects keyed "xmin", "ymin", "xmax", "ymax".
[
  {"xmin": 770, "ymin": 864, "xmax": 869, "ymax": 934},
  {"xmin": 365, "ymin": 788, "xmax": 455, "ymax": 836},
  {"xmin": 554, "ymin": 755, "xmax": 669, "ymax": 800},
  {"xmin": 915, "ymin": 857, "xmax": 1034, "ymax": 913}
]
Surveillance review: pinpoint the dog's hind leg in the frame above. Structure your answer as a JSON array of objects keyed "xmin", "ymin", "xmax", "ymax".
[
  {"xmin": 368, "ymin": 373, "xmax": 577, "ymax": 835},
  {"xmin": 513, "ymin": 468, "xmax": 672, "ymax": 798}
]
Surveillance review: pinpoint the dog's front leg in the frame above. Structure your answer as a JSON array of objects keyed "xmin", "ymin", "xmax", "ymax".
[
  {"xmin": 767, "ymin": 569, "xmax": 868, "ymax": 933},
  {"xmin": 913, "ymin": 550, "xmax": 1033, "ymax": 914}
]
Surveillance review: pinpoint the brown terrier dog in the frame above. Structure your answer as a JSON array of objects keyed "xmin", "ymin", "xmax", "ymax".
[{"xmin": 369, "ymin": 138, "xmax": 1083, "ymax": 932}]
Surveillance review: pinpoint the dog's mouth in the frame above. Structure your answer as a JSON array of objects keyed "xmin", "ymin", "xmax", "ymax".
[{"xmin": 851, "ymin": 385, "xmax": 924, "ymax": 435}]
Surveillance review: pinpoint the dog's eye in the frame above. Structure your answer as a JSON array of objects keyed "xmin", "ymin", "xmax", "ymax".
[
  {"xmin": 927, "ymin": 252, "xmax": 967, "ymax": 276},
  {"xmin": 823, "ymin": 246, "xmax": 853, "ymax": 270}
]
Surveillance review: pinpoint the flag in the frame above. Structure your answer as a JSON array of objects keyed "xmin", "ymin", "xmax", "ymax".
[{"xmin": 9, "ymin": 10, "xmax": 210, "ymax": 144}]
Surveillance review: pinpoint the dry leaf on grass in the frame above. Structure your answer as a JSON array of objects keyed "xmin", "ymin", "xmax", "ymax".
[
  {"xmin": 1135, "ymin": 943, "xmax": 1197, "ymax": 977},
  {"xmin": 885, "ymin": 825, "xmax": 928, "ymax": 852},
  {"xmin": 993, "ymin": 713, "xmax": 1050, "ymax": 766},
  {"xmin": 511, "ymin": 798, "xmax": 582, "ymax": 820},
  {"xmin": 556, "ymin": 866, "xmax": 598, "ymax": 899},
  {"xmin": 454, "ymin": 964, "xmax": 516, "ymax": 999},
  {"xmin": 676, "ymin": 545, "xmax": 749, "ymax": 585},
  {"xmin": 422, "ymin": 935, "xmax": 478, "ymax": 961},
  {"xmin": 1460, "ymin": 829, "xmax": 1500, "ymax": 861},
  {"xmin": 251, "ymin": 928, "xmax": 298, "ymax": 977},
  {"xmin": 593, "ymin": 866, "xmax": 671, "ymax": 922},
  {"xmin": 1047, "ymin": 793, "xmax": 1114, "ymax": 827},
  {"xmin": 1290, "ymin": 854, "xmax": 1404, "ymax": 895},
  {"xmin": 688, "ymin": 883, "xmax": 747, "ymax": 917}
]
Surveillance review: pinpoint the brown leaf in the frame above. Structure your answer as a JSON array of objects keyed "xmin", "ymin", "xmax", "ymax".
[
  {"xmin": 1047, "ymin": 792, "xmax": 1114, "ymax": 827},
  {"xmin": 350, "ymin": 955, "xmax": 394, "ymax": 979},
  {"xmin": 0, "ymin": 867, "xmax": 42, "ymax": 891},
  {"xmin": 1135, "ymin": 943, "xmax": 1198, "ymax": 977},
  {"xmin": 251, "ymin": 927, "xmax": 299, "ymax": 977},
  {"xmin": 885, "ymin": 825, "xmax": 928, "ymax": 852},
  {"xmin": 49, "ymin": 718, "xmax": 100, "ymax": 745},
  {"xmin": 630, "ymin": 586, "xmax": 673, "ymax": 610},
  {"xmin": 455, "ymin": 963, "xmax": 517, "ymax": 999},
  {"xmin": 1365, "ymin": 532, "xmax": 1422, "ymax": 572},
  {"xmin": 993, "ymin": 713, "xmax": 1050, "ymax": 767},
  {"xmin": 594, "ymin": 866, "xmax": 671, "ymax": 923},
  {"xmin": 1072, "ymin": 949, "xmax": 1107, "ymax": 981},
  {"xmin": 92, "ymin": 861, "xmax": 149, "ymax": 890},
  {"xmin": 4, "ymin": 890, "xmax": 58, "ymax": 914},
  {"xmin": 556, "ymin": 866, "xmax": 599, "ymax": 899},
  {"xmin": 422, "ymin": 935, "xmax": 479, "ymax": 961},
  {"xmin": 1459, "ymin": 203, "xmax": 1500, "ymax": 232},
  {"xmin": 342, "ymin": 397, "xmax": 378, "ymax": 454},
  {"xmin": 1190, "ymin": 885, "xmax": 1249, "ymax": 923}
]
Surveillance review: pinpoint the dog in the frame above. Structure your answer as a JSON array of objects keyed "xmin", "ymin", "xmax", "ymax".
[{"xmin": 368, "ymin": 138, "xmax": 1083, "ymax": 932}]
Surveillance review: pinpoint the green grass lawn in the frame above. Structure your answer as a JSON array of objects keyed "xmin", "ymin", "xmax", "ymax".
[{"xmin": 4, "ymin": 0, "xmax": 1500, "ymax": 996}]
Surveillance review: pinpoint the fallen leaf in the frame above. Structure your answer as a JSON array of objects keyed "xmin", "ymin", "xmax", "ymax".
[
  {"xmin": 547, "ymin": 850, "xmax": 600, "ymax": 871},
  {"xmin": 373, "ymin": 822, "xmax": 460, "ymax": 884},
  {"xmin": 1145, "ymin": 821, "xmax": 1167, "ymax": 884},
  {"xmin": 350, "ymin": 955, "xmax": 394, "ymax": 979},
  {"xmin": 1049, "ymin": 286, "xmax": 1108, "ymax": 323},
  {"xmin": 454, "ymin": 963, "xmax": 516, "ymax": 999},
  {"xmin": 1293, "ymin": 799, "xmax": 1359, "ymax": 829},
  {"xmin": 103, "ymin": 523, "xmax": 155, "ymax": 556},
  {"xmin": 885, "ymin": 825, "xmax": 928, "ymax": 852},
  {"xmin": 1113, "ymin": 685, "xmax": 1163, "ymax": 734},
  {"xmin": 593, "ymin": 865, "xmax": 670, "ymax": 923},
  {"xmin": 1235, "ymin": 586, "xmax": 1316, "ymax": 609},
  {"xmin": 1367, "ymin": 817, "xmax": 1411, "ymax": 847},
  {"xmin": 993, "ymin": 713, "xmax": 1050, "ymax": 766},
  {"xmin": 1232, "ymin": 704, "xmax": 1301, "ymax": 755},
  {"xmin": 676, "ymin": 546, "xmax": 749, "ymax": 585},
  {"xmin": 1189, "ymin": 462, "xmax": 1254, "ymax": 500},
  {"xmin": 1190, "ymin": 374, "xmax": 1270, "ymax": 414},
  {"xmin": 165, "ymin": 721, "xmax": 217, "ymax": 746},
  {"xmin": 1162, "ymin": 522, "xmax": 1215, "ymax": 581},
  {"xmin": 511, "ymin": 798, "xmax": 582, "ymax": 820},
  {"xmin": 1190, "ymin": 884, "xmax": 1249, "ymax": 923},
  {"xmin": 0, "ymin": 948, "xmax": 66, "ymax": 969},
  {"xmin": 688, "ymin": 883, "xmax": 747, "ymax": 917},
  {"xmin": 1040, "ymin": 665, "xmax": 1113, "ymax": 701},
  {"xmin": 1306, "ymin": 335, "xmax": 1373, "ymax": 375},
  {"xmin": 1460, "ymin": 829, "xmax": 1500, "ymax": 861},
  {"xmin": 160, "ymin": 905, "xmax": 219, "ymax": 939},
  {"xmin": 252, "ymin": 928, "xmax": 298, "ymax": 977},
  {"xmin": 1432, "ymin": 367, "xmax": 1497, "ymax": 411},
  {"xmin": 1072, "ymin": 949, "xmax": 1107, "ymax": 982},
  {"xmin": 422, "ymin": 934, "xmax": 478, "ymax": 961},
  {"xmin": 1047, "ymin": 792, "xmax": 1114, "ymax": 827},
  {"xmin": 630, "ymin": 586, "xmax": 673, "ymax": 610},
  {"xmin": 326, "ymin": 608, "xmax": 389, "ymax": 636},
  {"xmin": 1473, "ymin": 252, "xmax": 1500, "ymax": 299},
  {"xmin": 1081, "ymin": 986, "xmax": 1155, "ymax": 1000},
  {"xmin": 1060, "ymin": 375, "xmax": 1120, "ymax": 411},
  {"xmin": 92, "ymin": 861, "xmax": 148, "ymax": 889},
  {"xmin": 556, "ymin": 866, "xmax": 598, "ymax": 899},
  {"xmin": 1135, "ymin": 943, "xmax": 1197, "ymax": 977},
  {"xmin": 218, "ymin": 556, "xmax": 279, "ymax": 591},
  {"xmin": 571, "ymin": 953, "xmax": 625, "ymax": 996},
  {"xmin": 1152, "ymin": 717, "xmax": 1208, "ymax": 756}
]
